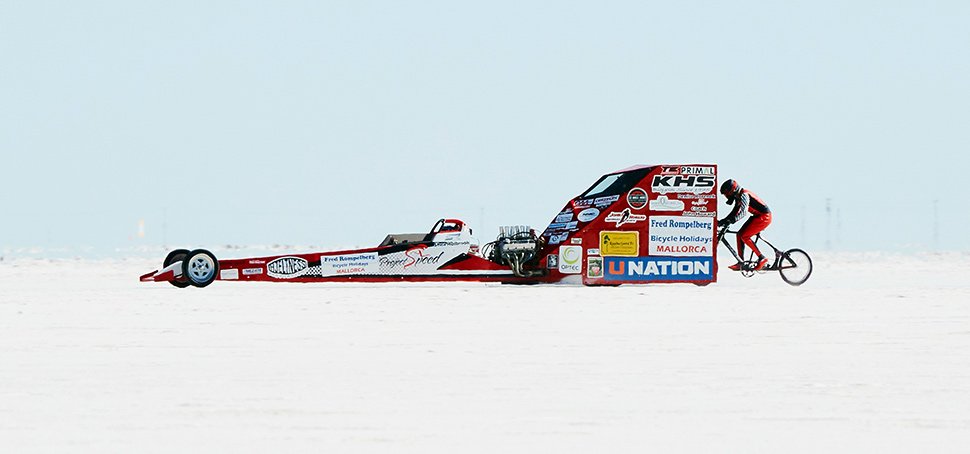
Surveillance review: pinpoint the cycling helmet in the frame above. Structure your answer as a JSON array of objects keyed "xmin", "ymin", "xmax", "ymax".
[{"xmin": 720, "ymin": 179, "xmax": 740, "ymax": 197}]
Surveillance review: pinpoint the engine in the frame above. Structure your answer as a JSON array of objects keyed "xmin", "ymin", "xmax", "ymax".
[{"xmin": 488, "ymin": 225, "xmax": 544, "ymax": 278}]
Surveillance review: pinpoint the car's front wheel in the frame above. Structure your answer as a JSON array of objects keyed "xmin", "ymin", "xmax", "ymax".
[
  {"xmin": 182, "ymin": 249, "xmax": 219, "ymax": 288},
  {"xmin": 163, "ymin": 249, "xmax": 191, "ymax": 288}
]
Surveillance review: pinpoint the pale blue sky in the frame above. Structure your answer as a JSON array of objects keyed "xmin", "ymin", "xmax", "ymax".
[{"xmin": 2, "ymin": 1, "xmax": 968, "ymax": 255}]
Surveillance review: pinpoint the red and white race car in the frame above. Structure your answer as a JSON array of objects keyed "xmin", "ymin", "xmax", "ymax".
[{"xmin": 141, "ymin": 164, "xmax": 719, "ymax": 288}]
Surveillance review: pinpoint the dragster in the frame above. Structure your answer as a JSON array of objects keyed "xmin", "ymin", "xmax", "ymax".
[{"xmin": 140, "ymin": 164, "xmax": 719, "ymax": 288}]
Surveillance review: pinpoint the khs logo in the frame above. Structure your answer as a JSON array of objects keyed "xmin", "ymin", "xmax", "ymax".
[
  {"xmin": 651, "ymin": 175, "xmax": 715, "ymax": 193},
  {"xmin": 652, "ymin": 175, "xmax": 715, "ymax": 188}
]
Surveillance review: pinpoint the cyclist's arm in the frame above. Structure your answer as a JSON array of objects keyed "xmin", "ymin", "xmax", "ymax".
[{"xmin": 723, "ymin": 192, "xmax": 749, "ymax": 225}]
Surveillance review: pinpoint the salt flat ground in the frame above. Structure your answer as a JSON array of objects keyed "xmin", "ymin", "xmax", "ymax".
[{"xmin": 1, "ymin": 253, "xmax": 969, "ymax": 453}]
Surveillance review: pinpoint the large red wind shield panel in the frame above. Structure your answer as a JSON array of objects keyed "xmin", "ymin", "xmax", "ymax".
[{"xmin": 538, "ymin": 164, "xmax": 718, "ymax": 285}]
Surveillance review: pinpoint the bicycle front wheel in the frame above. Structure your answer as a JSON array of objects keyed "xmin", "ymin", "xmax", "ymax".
[{"xmin": 778, "ymin": 248, "xmax": 812, "ymax": 286}]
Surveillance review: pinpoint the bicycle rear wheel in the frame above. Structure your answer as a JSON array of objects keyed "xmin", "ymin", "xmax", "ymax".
[{"xmin": 778, "ymin": 248, "xmax": 812, "ymax": 286}]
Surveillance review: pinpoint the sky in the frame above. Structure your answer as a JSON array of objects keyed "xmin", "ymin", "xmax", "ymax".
[{"xmin": 2, "ymin": 0, "xmax": 968, "ymax": 256}]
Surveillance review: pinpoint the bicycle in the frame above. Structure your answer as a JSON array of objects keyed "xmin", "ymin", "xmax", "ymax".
[{"xmin": 717, "ymin": 226, "xmax": 813, "ymax": 286}]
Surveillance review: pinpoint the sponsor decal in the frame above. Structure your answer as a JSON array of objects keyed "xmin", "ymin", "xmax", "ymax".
[
  {"xmin": 599, "ymin": 231, "xmax": 639, "ymax": 257},
  {"xmin": 662, "ymin": 165, "xmax": 715, "ymax": 175},
  {"xmin": 680, "ymin": 166, "xmax": 715, "ymax": 175},
  {"xmin": 547, "ymin": 254, "xmax": 559, "ymax": 269},
  {"xmin": 267, "ymin": 256, "xmax": 310, "ymax": 279},
  {"xmin": 587, "ymin": 257, "xmax": 604, "ymax": 278},
  {"xmin": 558, "ymin": 245, "xmax": 582, "ymax": 274},
  {"xmin": 604, "ymin": 256, "xmax": 713, "ymax": 282},
  {"xmin": 574, "ymin": 195, "xmax": 620, "ymax": 209},
  {"xmin": 587, "ymin": 248, "xmax": 600, "ymax": 256},
  {"xmin": 242, "ymin": 267, "xmax": 263, "ymax": 276},
  {"xmin": 405, "ymin": 249, "xmax": 444, "ymax": 269},
  {"xmin": 675, "ymin": 193, "xmax": 717, "ymax": 200},
  {"xmin": 649, "ymin": 196, "xmax": 685, "ymax": 212},
  {"xmin": 547, "ymin": 221, "xmax": 579, "ymax": 231},
  {"xmin": 321, "ymin": 252, "xmax": 379, "ymax": 276},
  {"xmin": 377, "ymin": 242, "xmax": 468, "ymax": 275},
  {"xmin": 555, "ymin": 211, "xmax": 573, "ymax": 224},
  {"xmin": 549, "ymin": 232, "xmax": 569, "ymax": 245},
  {"xmin": 380, "ymin": 247, "xmax": 446, "ymax": 269},
  {"xmin": 627, "ymin": 188, "xmax": 648, "ymax": 210},
  {"xmin": 248, "ymin": 259, "xmax": 266, "ymax": 265},
  {"xmin": 594, "ymin": 195, "xmax": 620, "ymax": 207},
  {"xmin": 648, "ymin": 216, "xmax": 714, "ymax": 257},
  {"xmin": 683, "ymin": 211, "xmax": 717, "ymax": 218},
  {"xmin": 689, "ymin": 198, "xmax": 711, "ymax": 214},
  {"xmin": 220, "ymin": 269, "xmax": 239, "ymax": 280},
  {"xmin": 604, "ymin": 208, "xmax": 647, "ymax": 227},
  {"xmin": 651, "ymin": 175, "xmax": 716, "ymax": 194},
  {"xmin": 433, "ymin": 240, "xmax": 471, "ymax": 247},
  {"xmin": 577, "ymin": 207, "xmax": 600, "ymax": 223},
  {"xmin": 570, "ymin": 237, "xmax": 582, "ymax": 245}
]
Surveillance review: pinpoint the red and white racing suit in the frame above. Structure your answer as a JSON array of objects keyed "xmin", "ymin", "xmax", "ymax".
[{"xmin": 722, "ymin": 189, "xmax": 771, "ymax": 260}]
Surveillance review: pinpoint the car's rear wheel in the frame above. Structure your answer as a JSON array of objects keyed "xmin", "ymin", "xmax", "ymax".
[
  {"xmin": 182, "ymin": 249, "xmax": 219, "ymax": 288},
  {"xmin": 163, "ymin": 249, "xmax": 191, "ymax": 288}
]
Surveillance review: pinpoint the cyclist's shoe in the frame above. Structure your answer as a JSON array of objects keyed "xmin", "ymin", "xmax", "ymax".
[
  {"xmin": 728, "ymin": 262, "xmax": 743, "ymax": 271},
  {"xmin": 754, "ymin": 257, "xmax": 769, "ymax": 271}
]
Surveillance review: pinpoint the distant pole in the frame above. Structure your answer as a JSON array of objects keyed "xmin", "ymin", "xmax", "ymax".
[
  {"xmin": 836, "ymin": 207, "xmax": 841, "ymax": 249},
  {"xmin": 825, "ymin": 198, "xmax": 832, "ymax": 250},
  {"xmin": 933, "ymin": 199, "xmax": 939, "ymax": 251},
  {"xmin": 800, "ymin": 204, "xmax": 806, "ymax": 247}
]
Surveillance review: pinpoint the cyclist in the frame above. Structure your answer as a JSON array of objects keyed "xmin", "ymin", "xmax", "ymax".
[{"xmin": 718, "ymin": 179, "xmax": 772, "ymax": 271}]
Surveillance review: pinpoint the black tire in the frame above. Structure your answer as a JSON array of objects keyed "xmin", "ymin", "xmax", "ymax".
[
  {"xmin": 163, "ymin": 249, "xmax": 191, "ymax": 288},
  {"xmin": 778, "ymin": 248, "xmax": 812, "ymax": 286},
  {"xmin": 181, "ymin": 249, "xmax": 219, "ymax": 288}
]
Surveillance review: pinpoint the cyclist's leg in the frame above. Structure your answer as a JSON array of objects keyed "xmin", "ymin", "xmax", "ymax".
[
  {"xmin": 730, "ymin": 222, "xmax": 752, "ymax": 271},
  {"xmin": 735, "ymin": 226, "xmax": 747, "ymax": 260},
  {"xmin": 739, "ymin": 213, "xmax": 772, "ymax": 259}
]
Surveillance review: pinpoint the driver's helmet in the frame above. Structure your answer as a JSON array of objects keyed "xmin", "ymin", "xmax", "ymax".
[{"xmin": 720, "ymin": 179, "xmax": 740, "ymax": 198}]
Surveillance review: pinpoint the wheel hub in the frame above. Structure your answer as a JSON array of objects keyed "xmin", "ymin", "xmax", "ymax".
[{"xmin": 188, "ymin": 256, "xmax": 215, "ymax": 282}]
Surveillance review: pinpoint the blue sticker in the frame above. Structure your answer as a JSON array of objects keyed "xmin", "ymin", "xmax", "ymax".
[
  {"xmin": 577, "ymin": 208, "xmax": 600, "ymax": 222},
  {"xmin": 604, "ymin": 256, "xmax": 713, "ymax": 282}
]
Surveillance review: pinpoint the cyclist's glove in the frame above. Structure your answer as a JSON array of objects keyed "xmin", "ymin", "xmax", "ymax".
[{"xmin": 718, "ymin": 218, "xmax": 731, "ymax": 226}]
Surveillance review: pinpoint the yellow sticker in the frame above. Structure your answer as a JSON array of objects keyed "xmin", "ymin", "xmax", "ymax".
[{"xmin": 599, "ymin": 231, "xmax": 639, "ymax": 257}]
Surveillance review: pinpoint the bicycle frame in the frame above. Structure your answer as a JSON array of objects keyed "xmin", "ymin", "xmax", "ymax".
[
  {"xmin": 717, "ymin": 228, "xmax": 785, "ymax": 272},
  {"xmin": 716, "ymin": 226, "xmax": 812, "ymax": 285}
]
